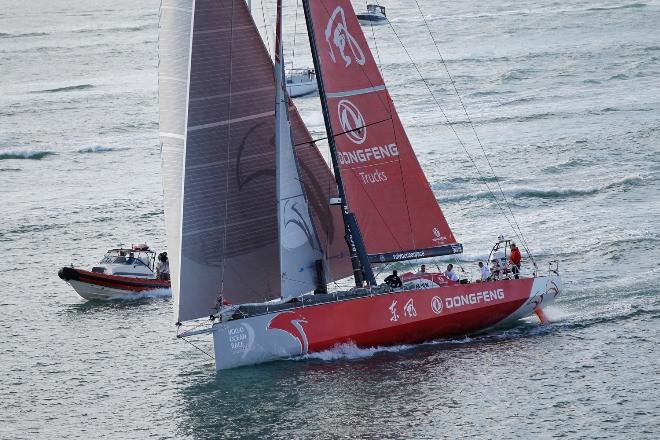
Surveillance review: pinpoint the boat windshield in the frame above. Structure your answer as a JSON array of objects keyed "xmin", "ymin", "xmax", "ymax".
[
  {"xmin": 99, "ymin": 250, "xmax": 153, "ymax": 269},
  {"xmin": 367, "ymin": 4, "xmax": 386, "ymax": 15}
]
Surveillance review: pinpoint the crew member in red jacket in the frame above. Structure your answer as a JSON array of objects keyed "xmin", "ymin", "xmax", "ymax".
[{"xmin": 509, "ymin": 243, "xmax": 522, "ymax": 279}]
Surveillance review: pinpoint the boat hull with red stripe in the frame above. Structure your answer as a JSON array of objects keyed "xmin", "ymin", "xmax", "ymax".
[
  {"xmin": 58, "ymin": 267, "xmax": 171, "ymax": 300},
  {"xmin": 211, "ymin": 275, "xmax": 560, "ymax": 370}
]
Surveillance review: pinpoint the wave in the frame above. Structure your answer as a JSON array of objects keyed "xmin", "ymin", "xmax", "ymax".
[
  {"xmin": 296, "ymin": 342, "xmax": 416, "ymax": 362},
  {"xmin": 541, "ymin": 158, "xmax": 589, "ymax": 174},
  {"xmin": 0, "ymin": 167, "xmax": 21, "ymax": 172},
  {"xmin": 72, "ymin": 23, "xmax": 153, "ymax": 34},
  {"xmin": 76, "ymin": 145, "xmax": 117, "ymax": 154},
  {"xmin": 0, "ymin": 31, "xmax": 49, "ymax": 39},
  {"xmin": 496, "ymin": 96, "xmax": 539, "ymax": 107},
  {"xmin": 0, "ymin": 150, "xmax": 56, "ymax": 161},
  {"xmin": 499, "ymin": 68, "xmax": 536, "ymax": 83},
  {"xmin": 587, "ymin": 2, "xmax": 646, "ymax": 12},
  {"xmin": 442, "ymin": 175, "xmax": 644, "ymax": 202},
  {"xmin": 30, "ymin": 84, "xmax": 94, "ymax": 94},
  {"xmin": 112, "ymin": 288, "xmax": 172, "ymax": 301}
]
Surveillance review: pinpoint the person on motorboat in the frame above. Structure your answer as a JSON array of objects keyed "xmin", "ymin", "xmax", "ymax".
[
  {"xmin": 509, "ymin": 243, "xmax": 522, "ymax": 279},
  {"xmin": 157, "ymin": 252, "xmax": 170, "ymax": 280},
  {"xmin": 478, "ymin": 261, "xmax": 490, "ymax": 282},
  {"xmin": 490, "ymin": 258, "xmax": 502, "ymax": 280},
  {"xmin": 444, "ymin": 264, "xmax": 459, "ymax": 282},
  {"xmin": 384, "ymin": 270, "xmax": 402, "ymax": 288}
]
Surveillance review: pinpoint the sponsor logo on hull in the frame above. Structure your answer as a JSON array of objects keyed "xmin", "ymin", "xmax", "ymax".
[
  {"xmin": 227, "ymin": 323, "xmax": 255, "ymax": 358},
  {"xmin": 446, "ymin": 288, "xmax": 505, "ymax": 309},
  {"xmin": 267, "ymin": 311, "xmax": 310, "ymax": 353}
]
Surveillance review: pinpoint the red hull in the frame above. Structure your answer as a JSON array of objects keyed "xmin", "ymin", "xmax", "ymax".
[{"xmin": 213, "ymin": 276, "xmax": 561, "ymax": 370}]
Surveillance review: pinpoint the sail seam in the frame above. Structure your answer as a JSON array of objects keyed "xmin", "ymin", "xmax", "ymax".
[
  {"xmin": 187, "ymin": 111, "xmax": 274, "ymax": 131},
  {"xmin": 326, "ymin": 85, "xmax": 385, "ymax": 98},
  {"xmin": 182, "ymin": 214, "xmax": 274, "ymax": 237},
  {"xmin": 160, "ymin": 132, "xmax": 185, "ymax": 140},
  {"xmin": 194, "ymin": 25, "xmax": 254, "ymax": 35},
  {"xmin": 160, "ymin": 75, "xmax": 187, "ymax": 83},
  {"xmin": 190, "ymin": 86, "xmax": 273, "ymax": 102},
  {"xmin": 161, "ymin": 6, "xmax": 191, "ymax": 13}
]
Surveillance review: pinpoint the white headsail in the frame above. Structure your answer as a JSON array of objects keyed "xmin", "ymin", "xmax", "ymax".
[{"xmin": 275, "ymin": 0, "xmax": 324, "ymax": 299}]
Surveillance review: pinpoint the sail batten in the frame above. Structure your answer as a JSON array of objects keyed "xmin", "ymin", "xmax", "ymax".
[
  {"xmin": 160, "ymin": 0, "xmax": 352, "ymax": 323},
  {"xmin": 305, "ymin": 0, "xmax": 460, "ymax": 259}
]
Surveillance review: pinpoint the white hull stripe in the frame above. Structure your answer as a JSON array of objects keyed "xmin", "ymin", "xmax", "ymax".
[{"xmin": 326, "ymin": 85, "xmax": 386, "ymax": 99}]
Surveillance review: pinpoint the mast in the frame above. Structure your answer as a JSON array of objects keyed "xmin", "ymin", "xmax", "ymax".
[{"xmin": 301, "ymin": 0, "xmax": 376, "ymax": 287}]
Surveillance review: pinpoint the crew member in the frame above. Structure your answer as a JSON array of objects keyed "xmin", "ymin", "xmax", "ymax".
[
  {"xmin": 384, "ymin": 270, "xmax": 402, "ymax": 288},
  {"xmin": 490, "ymin": 258, "xmax": 501, "ymax": 280},
  {"xmin": 419, "ymin": 264, "xmax": 426, "ymax": 273},
  {"xmin": 478, "ymin": 261, "xmax": 490, "ymax": 282},
  {"xmin": 157, "ymin": 252, "xmax": 170, "ymax": 281},
  {"xmin": 509, "ymin": 243, "xmax": 522, "ymax": 279},
  {"xmin": 444, "ymin": 264, "xmax": 459, "ymax": 282}
]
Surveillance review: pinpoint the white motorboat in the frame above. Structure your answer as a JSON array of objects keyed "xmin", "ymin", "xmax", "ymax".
[
  {"xmin": 357, "ymin": 4, "xmax": 388, "ymax": 26},
  {"xmin": 285, "ymin": 68, "xmax": 317, "ymax": 97},
  {"xmin": 58, "ymin": 244, "xmax": 171, "ymax": 300}
]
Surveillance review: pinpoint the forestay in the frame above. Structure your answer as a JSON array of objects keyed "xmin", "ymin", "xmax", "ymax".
[
  {"xmin": 159, "ymin": 0, "xmax": 351, "ymax": 323},
  {"xmin": 305, "ymin": 0, "xmax": 461, "ymax": 262}
]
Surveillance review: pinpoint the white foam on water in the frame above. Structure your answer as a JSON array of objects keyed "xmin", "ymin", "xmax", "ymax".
[
  {"xmin": 295, "ymin": 335, "xmax": 478, "ymax": 363},
  {"xmin": 296, "ymin": 341, "xmax": 415, "ymax": 362},
  {"xmin": 541, "ymin": 305, "xmax": 572, "ymax": 323},
  {"xmin": 113, "ymin": 288, "xmax": 172, "ymax": 301}
]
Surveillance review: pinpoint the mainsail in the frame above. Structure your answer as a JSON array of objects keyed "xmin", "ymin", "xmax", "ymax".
[
  {"xmin": 275, "ymin": 0, "xmax": 324, "ymax": 299},
  {"xmin": 305, "ymin": 0, "xmax": 461, "ymax": 263},
  {"xmin": 159, "ymin": 0, "xmax": 350, "ymax": 322}
]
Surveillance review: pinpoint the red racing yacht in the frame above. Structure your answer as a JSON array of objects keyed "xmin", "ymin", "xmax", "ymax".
[{"xmin": 158, "ymin": 0, "xmax": 561, "ymax": 370}]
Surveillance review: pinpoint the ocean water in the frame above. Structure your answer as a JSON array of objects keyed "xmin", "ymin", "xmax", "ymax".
[{"xmin": 1, "ymin": 0, "xmax": 659, "ymax": 438}]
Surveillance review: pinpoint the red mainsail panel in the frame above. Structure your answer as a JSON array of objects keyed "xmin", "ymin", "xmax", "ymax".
[{"xmin": 307, "ymin": 0, "xmax": 458, "ymax": 256}]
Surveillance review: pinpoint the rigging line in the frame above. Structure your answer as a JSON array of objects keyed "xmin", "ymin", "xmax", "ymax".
[
  {"xmin": 382, "ymin": 16, "xmax": 528, "ymax": 262},
  {"xmin": 179, "ymin": 335, "xmax": 215, "ymax": 360},
  {"xmin": 366, "ymin": 0, "xmax": 383, "ymax": 71},
  {"xmin": 259, "ymin": 0, "xmax": 273, "ymax": 59},
  {"xmin": 291, "ymin": 0, "xmax": 300, "ymax": 65},
  {"xmin": 411, "ymin": 0, "xmax": 536, "ymax": 265},
  {"xmin": 219, "ymin": 0, "xmax": 237, "ymax": 298},
  {"xmin": 292, "ymin": 116, "xmax": 393, "ymax": 147}
]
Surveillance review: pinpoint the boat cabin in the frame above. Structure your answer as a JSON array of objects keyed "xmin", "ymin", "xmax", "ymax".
[
  {"xmin": 366, "ymin": 4, "xmax": 386, "ymax": 16},
  {"xmin": 93, "ymin": 245, "xmax": 157, "ymax": 278}
]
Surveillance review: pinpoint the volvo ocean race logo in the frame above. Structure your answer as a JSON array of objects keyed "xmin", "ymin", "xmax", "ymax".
[
  {"xmin": 337, "ymin": 99, "xmax": 367, "ymax": 144},
  {"xmin": 267, "ymin": 311, "xmax": 310, "ymax": 353},
  {"xmin": 325, "ymin": 6, "xmax": 366, "ymax": 67},
  {"xmin": 227, "ymin": 323, "xmax": 255, "ymax": 358}
]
